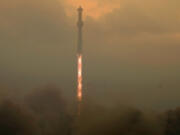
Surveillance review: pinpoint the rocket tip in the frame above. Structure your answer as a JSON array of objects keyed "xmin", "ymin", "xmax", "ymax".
[{"xmin": 78, "ymin": 6, "xmax": 83, "ymax": 11}]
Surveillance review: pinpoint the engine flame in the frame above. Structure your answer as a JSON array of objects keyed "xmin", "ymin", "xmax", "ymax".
[{"xmin": 77, "ymin": 54, "xmax": 82, "ymax": 102}]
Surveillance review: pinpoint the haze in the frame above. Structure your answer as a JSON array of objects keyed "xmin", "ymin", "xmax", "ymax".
[{"xmin": 0, "ymin": 0, "xmax": 180, "ymax": 110}]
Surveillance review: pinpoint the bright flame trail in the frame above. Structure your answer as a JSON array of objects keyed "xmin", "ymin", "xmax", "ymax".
[{"xmin": 77, "ymin": 54, "xmax": 82, "ymax": 102}]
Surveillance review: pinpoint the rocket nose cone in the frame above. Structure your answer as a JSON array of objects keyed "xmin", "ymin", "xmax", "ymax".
[{"xmin": 78, "ymin": 6, "xmax": 83, "ymax": 12}]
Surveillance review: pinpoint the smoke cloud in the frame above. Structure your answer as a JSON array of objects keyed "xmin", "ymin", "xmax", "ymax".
[
  {"xmin": 0, "ymin": 86, "xmax": 72, "ymax": 135},
  {"xmin": 0, "ymin": 86, "xmax": 180, "ymax": 135},
  {"xmin": 76, "ymin": 102, "xmax": 180, "ymax": 135}
]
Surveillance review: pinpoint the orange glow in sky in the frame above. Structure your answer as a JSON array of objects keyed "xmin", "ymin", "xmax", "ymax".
[{"xmin": 64, "ymin": 0, "xmax": 120, "ymax": 19}]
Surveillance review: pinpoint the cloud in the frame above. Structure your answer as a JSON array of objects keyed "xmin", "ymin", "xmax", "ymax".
[
  {"xmin": 0, "ymin": 84, "xmax": 180, "ymax": 135},
  {"xmin": 0, "ymin": 86, "xmax": 72, "ymax": 135},
  {"xmin": 0, "ymin": 100, "xmax": 39, "ymax": 135},
  {"xmin": 75, "ymin": 102, "xmax": 180, "ymax": 135},
  {"xmin": 63, "ymin": 0, "xmax": 120, "ymax": 19},
  {"xmin": 0, "ymin": 0, "xmax": 180, "ymax": 109},
  {"xmin": 0, "ymin": 0, "xmax": 76, "ymax": 87}
]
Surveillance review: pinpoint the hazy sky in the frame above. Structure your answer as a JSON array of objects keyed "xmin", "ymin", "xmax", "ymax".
[{"xmin": 0, "ymin": 0, "xmax": 180, "ymax": 109}]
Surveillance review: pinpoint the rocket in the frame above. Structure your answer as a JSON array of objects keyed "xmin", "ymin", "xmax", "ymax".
[
  {"xmin": 77, "ymin": 6, "xmax": 84, "ymax": 108},
  {"xmin": 77, "ymin": 6, "xmax": 83, "ymax": 55}
]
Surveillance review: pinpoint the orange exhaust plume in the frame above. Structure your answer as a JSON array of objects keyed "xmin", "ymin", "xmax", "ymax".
[{"xmin": 77, "ymin": 54, "xmax": 82, "ymax": 102}]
